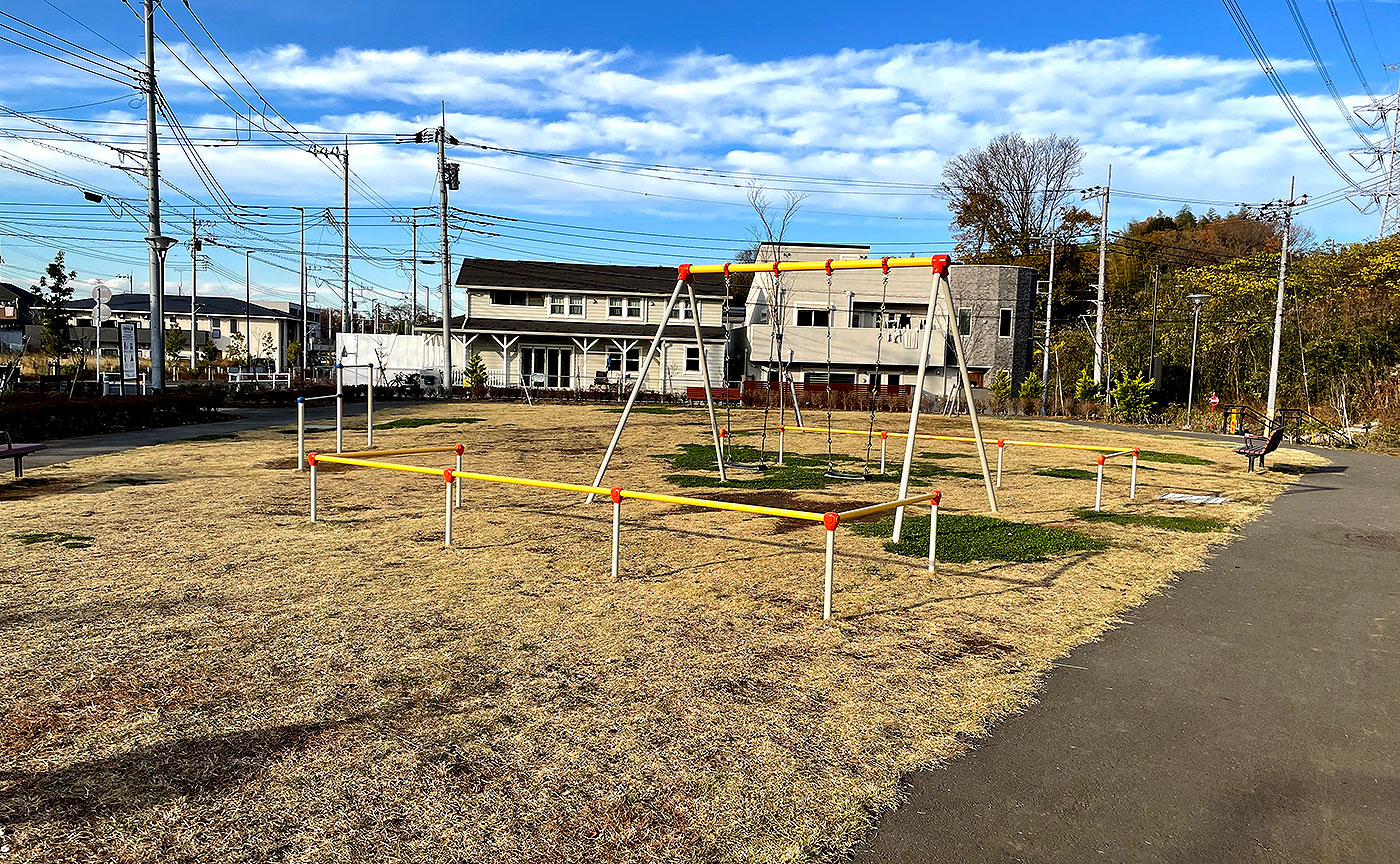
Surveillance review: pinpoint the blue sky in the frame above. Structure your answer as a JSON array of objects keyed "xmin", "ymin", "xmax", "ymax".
[{"xmin": 0, "ymin": 0, "xmax": 1397, "ymax": 310}]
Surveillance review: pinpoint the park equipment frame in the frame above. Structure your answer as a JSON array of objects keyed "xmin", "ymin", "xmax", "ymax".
[
  {"xmin": 587, "ymin": 255, "xmax": 997, "ymax": 535},
  {"xmin": 306, "ymin": 447, "xmax": 943, "ymax": 620},
  {"xmin": 335, "ymin": 363, "xmax": 375, "ymax": 453},
  {"xmin": 778, "ymin": 425, "xmax": 1141, "ymax": 509}
]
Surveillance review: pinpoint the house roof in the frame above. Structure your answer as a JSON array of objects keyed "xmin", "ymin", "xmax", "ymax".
[
  {"xmin": 65, "ymin": 292, "xmax": 296, "ymax": 319},
  {"xmin": 436, "ymin": 317, "xmax": 726, "ymax": 342},
  {"xmin": 0, "ymin": 281, "xmax": 39, "ymax": 304},
  {"xmin": 456, "ymin": 258, "xmax": 729, "ymax": 297}
]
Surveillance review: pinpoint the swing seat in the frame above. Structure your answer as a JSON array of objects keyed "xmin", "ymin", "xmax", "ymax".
[
  {"xmin": 724, "ymin": 460, "xmax": 768, "ymax": 472},
  {"xmin": 822, "ymin": 468, "xmax": 872, "ymax": 481}
]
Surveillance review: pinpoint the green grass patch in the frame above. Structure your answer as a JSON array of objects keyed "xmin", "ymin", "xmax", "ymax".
[
  {"xmin": 658, "ymin": 444, "xmax": 893, "ymax": 489},
  {"xmin": 916, "ymin": 451, "xmax": 966, "ymax": 460},
  {"xmin": 1135, "ymin": 449, "xmax": 1213, "ymax": 465},
  {"xmin": 10, "ymin": 530, "xmax": 94, "ymax": 549},
  {"xmin": 852, "ymin": 513, "xmax": 1108, "ymax": 563},
  {"xmin": 1034, "ymin": 467, "xmax": 1099, "ymax": 480},
  {"xmin": 912, "ymin": 462, "xmax": 985, "ymax": 480},
  {"xmin": 655, "ymin": 443, "xmax": 861, "ymax": 472},
  {"xmin": 1075, "ymin": 509, "xmax": 1227, "ymax": 532},
  {"xmin": 182, "ymin": 432, "xmax": 240, "ymax": 442},
  {"xmin": 374, "ymin": 416, "xmax": 485, "ymax": 430}
]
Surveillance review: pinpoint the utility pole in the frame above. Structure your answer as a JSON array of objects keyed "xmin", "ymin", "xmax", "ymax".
[
  {"xmin": 1147, "ymin": 264, "xmax": 1160, "ymax": 382},
  {"xmin": 244, "ymin": 249, "xmax": 253, "ymax": 371},
  {"xmin": 431, "ymin": 104, "xmax": 460, "ymax": 394},
  {"xmin": 1261, "ymin": 178, "xmax": 1307, "ymax": 430},
  {"xmin": 411, "ymin": 211, "xmax": 419, "ymax": 325},
  {"xmin": 142, "ymin": 0, "xmax": 173, "ymax": 390},
  {"xmin": 1039, "ymin": 233, "xmax": 1056, "ymax": 416},
  {"xmin": 189, "ymin": 213, "xmax": 201, "ymax": 373},
  {"xmin": 1081, "ymin": 165, "xmax": 1111, "ymax": 384},
  {"xmin": 292, "ymin": 205, "xmax": 306, "ymax": 378},
  {"xmin": 342, "ymin": 140, "xmax": 350, "ymax": 337}
]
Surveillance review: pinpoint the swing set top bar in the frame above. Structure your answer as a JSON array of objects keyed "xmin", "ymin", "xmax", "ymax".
[{"xmin": 682, "ymin": 253, "xmax": 950, "ymax": 277}]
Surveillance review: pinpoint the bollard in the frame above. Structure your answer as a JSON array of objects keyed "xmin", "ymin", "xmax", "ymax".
[
  {"xmin": 296, "ymin": 398, "xmax": 306, "ymax": 471},
  {"xmin": 455, "ymin": 444, "xmax": 464, "ymax": 509},
  {"xmin": 778, "ymin": 425, "xmax": 785, "ymax": 466},
  {"xmin": 823, "ymin": 511, "xmax": 839, "ymax": 620},
  {"xmin": 443, "ymin": 469, "xmax": 455, "ymax": 547},
  {"xmin": 996, "ymin": 439, "xmax": 1005, "ymax": 488},
  {"xmin": 308, "ymin": 453, "xmax": 318, "ymax": 521},
  {"xmin": 880, "ymin": 430, "xmax": 888, "ymax": 474},
  {"xmin": 928, "ymin": 490, "xmax": 941, "ymax": 573},
  {"xmin": 366, "ymin": 372, "xmax": 374, "ymax": 448},
  {"xmin": 1095, "ymin": 455, "xmax": 1105, "ymax": 511},
  {"xmin": 610, "ymin": 487, "xmax": 622, "ymax": 579},
  {"xmin": 718, "ymin": 428, "xmax": 727, "ymax": 463},
  {"xmin": 1130, "ymin": 448, "xmax": 1139, "ymax": 500}
]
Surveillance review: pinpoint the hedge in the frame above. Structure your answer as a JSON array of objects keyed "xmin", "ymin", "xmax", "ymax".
[{"xmin": 0, "ymin": 388, "xmax": 228, "ymax": 441}]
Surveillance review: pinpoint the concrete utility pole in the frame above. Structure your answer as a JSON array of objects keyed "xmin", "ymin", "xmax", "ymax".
[
  {"xmin": 434, "ymin": 103, "xmax": 460, "ymax": 393},
  {"xmin": 292, "ymin": 205, "xmax": 307, "ymax": 377},
  {"xmin": 1040, "ymin": 234, "xmax": 1056, "ymax": 416},
  {"xmin": 189, "ymin": 213, "xmax": 200, "ymax": 372},
  {"xmin": 1148, "ymin": 264, "xmax": 1160, "ymax": 381},
  {"xmin": 1261, "ymin": 178, "xmax": 1307, "ymax": 430},
  {"xmin": 244, "ymin": 249, "xmax": 253, "ymax": 370},
  {"xmin": 142, "ymin": 0, "xmax": 170, "ymax": 390},
  {"xmin": 1081, "ymin": 165, "xmax": 1111, "ymax": 384},
  {"xmin": 342, "ymin": 140, "xmax": 350, "ymax": 335},
  {"xmin": 411, "ymin": 211, "xmax": 418, "ymax": 325}
]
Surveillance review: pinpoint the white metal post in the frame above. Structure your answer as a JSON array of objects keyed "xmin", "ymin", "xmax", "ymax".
[
  {"xmin": 335, "ymin": 364, "xmax": 344, "ymax": 453},
  {"xmin": 1095, "ymin": 457, "xmax": 1105, "ymax": 511},
  {"xmin": 1130, "ymin": 451, "xmax": 1139, "ymax": 500},
  {"xmin": 455, "ymin": 452, "xmax": 463, "ymax": 508},
  {"xmin": 366, "ymin": 368, "xmax": 374, "ymax": 447},
  {"xmin": 296, "ymin": 398, "xmax": 306, "ymax": 472},
  {"xmin": 587, "ymin": 277, "xmax": 696, "ymax": 502},
  {"xmin": 778, "ymin": 425, "xmax": 785, "ymax": 466},
  {"xmin": 611, "ymin": 492, "xmax": 621, "ymax": 580},
  {"xmin": 928, "ymin": 494, "xmax": 940, "ymax": 573},
  {"xmin": 823, "ymin": 522, "xmax": 836, "ymax": 621},
  {"xmin": 444, "ymin": 476, "xmax": 453, "ymax": 547},
  {"xmin": 309, "ymin": 460, "xmax": 318, "ymax": 521},
  {"xmin": 880, "ymin": 433, "xmax": 887, "ymax": 475},
  {"xmin": 996, "ymin": 442, "xmax": 1004, "ymax": 488}
]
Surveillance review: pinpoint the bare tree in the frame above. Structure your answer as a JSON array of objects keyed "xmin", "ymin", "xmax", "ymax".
[
  {"xmin": 744, "ymin": 184, "xmax": 804, "ymax": 399},
  {"xmin": 942, "ymin": 133, "xmax": 1085, "ymax": 259}
]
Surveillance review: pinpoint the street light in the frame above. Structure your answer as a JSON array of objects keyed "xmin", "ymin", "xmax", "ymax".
[
  {"xmin": 1184, "ymin": 293, "xmax": 1210, "ymax": 429},
  {"xmin": 146, "ymin": 234, "xmax": 178, "ymax": 388}
]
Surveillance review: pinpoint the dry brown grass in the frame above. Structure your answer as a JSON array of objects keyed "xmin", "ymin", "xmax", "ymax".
[{"xmin": 0, "ymin": 404, "xmax": 1325, "ymax": 863}]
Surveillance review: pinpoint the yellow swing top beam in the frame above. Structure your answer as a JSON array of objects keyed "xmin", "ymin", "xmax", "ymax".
[{"xmin": 684, "ymin": 254, "xmax": 949, "ymax": 276}]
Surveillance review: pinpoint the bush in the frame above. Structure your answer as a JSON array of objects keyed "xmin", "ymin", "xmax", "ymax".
[
  {"xmin": 1073, "ymin": 369, "xmax": 1103, "ymax": 402},
  {"xmin": 0, "ymin": 388, "xmax": 227, "ymax": 440},
  {"xmin": 1110, "ymin": 373, "xmax": 1156, "ymax": 424},
  {"xmin": 1018, "ymin": 370, "xmax": 1044, "ymax": 401}
]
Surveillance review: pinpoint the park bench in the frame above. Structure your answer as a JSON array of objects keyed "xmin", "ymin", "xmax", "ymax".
[
  {"xmin": 1234, "ymin": 426, "xmax": 1285, "ymax": 472},
  {"xmin": 685, "ymin": 386, "xmax": 742, "ymax": 405},
  {"xmin": 1, "ymin": 430, "xmax": 46, "ymax": 478}
]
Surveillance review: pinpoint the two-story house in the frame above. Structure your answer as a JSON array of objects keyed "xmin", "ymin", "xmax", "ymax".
[
  {"xmin": 743, "ymin": 243, "xmax": 1036, "ymax": 398},
  {"xmin": 440, "ymin": 259, "xmax": 729, "ymax": 391},
  {"xmin": 0, "ymin": 281, "xmax": 40, "ymax": 350}
]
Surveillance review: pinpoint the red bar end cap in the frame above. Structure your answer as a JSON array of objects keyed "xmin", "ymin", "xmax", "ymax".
[
  {"xmin": 610, "ymin": 487, "xmax": 622, "ymax": 504},
  {"xmin": 823, "ymin": 512, "xmax": 840, "ymax": 531}
]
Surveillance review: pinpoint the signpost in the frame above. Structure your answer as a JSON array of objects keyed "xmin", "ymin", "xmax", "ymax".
[
  {"xmin": 91, "ymin": 284, "xmax": 112, "ymax": 386},
  {"xmin": 119, "ymin": 321, "xmax": 138, "ymax": 391}
]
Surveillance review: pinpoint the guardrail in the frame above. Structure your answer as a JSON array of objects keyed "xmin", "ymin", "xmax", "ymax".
[{"xmin": 305, "ymin": 447, "xmax": 942, "ymax": 620}]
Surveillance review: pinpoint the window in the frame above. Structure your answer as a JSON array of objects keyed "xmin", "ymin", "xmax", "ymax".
[
  {"xmin": 999, "ymin": 308, "xmax": 1012, "ymax": 338},
  {"xmin": 548, "ymin": 294, "xmax": 584, "ymax": 317},
  {"xmin": 608, "ymin": 296, "xmax": 642, "ymax": 318},
  {"xmin": 606, "ymin": 347, "xmax": 641, "ymax": 373},
  {"xmin": 795, "ymin": 308, "xmax": 831, "ymax": 327},
  {"xmin": 670, "ymin": 298, "xmax": 695, "ymax": 320},
  {"xmin": 490, "ymin": 290, "xmax": 545, "ymax": 307},
  {"xmin": 685, "ymin": 346, "xmax": 701, "ymax": 373},
  {"xmin": 957, "ymin": 307, "xmax": 972, "ymax": 337}
]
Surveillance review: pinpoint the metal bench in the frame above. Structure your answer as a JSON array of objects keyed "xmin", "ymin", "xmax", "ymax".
[
  {"xmin": 1, "ymin": 430, "xmax": 46, "ymax": 478},
  {"xmin": 1234, "ymin": 426, "xmax": 1285, "ymax": 471}
]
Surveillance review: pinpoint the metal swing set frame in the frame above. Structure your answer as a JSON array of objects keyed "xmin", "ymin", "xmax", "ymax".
[{"xmin": 588, "ymin": 253, "xmax": 1000, "ymax": 536}]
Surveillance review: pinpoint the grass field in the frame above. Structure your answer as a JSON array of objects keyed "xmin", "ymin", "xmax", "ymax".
[{"xmin": 0, "ymin": 404, "xmax": 1323, "ymax": 863}]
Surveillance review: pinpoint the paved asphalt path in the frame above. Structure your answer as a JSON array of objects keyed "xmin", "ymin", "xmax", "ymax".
[
  {"xmin": 21, "ymin": 402, "xmax": 367, "ymax": 471},
  {"xmin": 852, "ymin": 448, "xmax": 1400, "ymax": 863}
]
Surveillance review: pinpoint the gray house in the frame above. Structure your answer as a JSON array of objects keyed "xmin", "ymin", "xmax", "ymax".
[{"xmin": 0, "ymin": 281, "xmax": 40, "ymax": 350}]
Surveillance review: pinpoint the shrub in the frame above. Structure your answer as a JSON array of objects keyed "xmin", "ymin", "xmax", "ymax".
[
  {"xmin": 1018, "ymin": 370, "xmax": 1043, "ymax": 401},
  {"xmin": 1111, "ymin": 373, "xmax": 1156, "ymax": 424},
  {"xmin": 0, "ymin": 388, "xmax": 227, "ymax": 440},
  {"xmin": 1073, "ymin": 369, "xmax": 1103, "ymax": 402}
]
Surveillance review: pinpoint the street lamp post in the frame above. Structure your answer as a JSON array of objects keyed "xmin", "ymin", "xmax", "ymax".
[
  {"xmin": 1185, "ymin": 293, "xmax": 1210, "ymax": 429},
  {"xmin": 146, "ymin": 234, "xmax": 177, "ymax": 387}
]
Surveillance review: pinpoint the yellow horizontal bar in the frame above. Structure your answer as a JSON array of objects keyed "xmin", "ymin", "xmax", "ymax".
[
  {"xmin": 315, "ymin": 455, "xmax": 448, "ymax": 477},
  {"xmin": 316, "ymin": 456, "xmax": 827, "ymax": 523},
  {"xmin": 689, "ymin": 256, "xmax": 944, "ymax": 275},
  {"xmin": 620, "ymin": 488, "xmax": 826, "ymax": 522},
  {"xmin": 838, "ymin": 492, "xmax": 940, "ymax": 521},
  {"xmin": 333, "ymin": 446, "xmax": 460, "ymax": 458},
  {"xmin": 783, "ymin": 425, "xmax": 1126, "ymax": 453}
]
